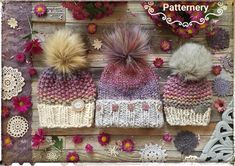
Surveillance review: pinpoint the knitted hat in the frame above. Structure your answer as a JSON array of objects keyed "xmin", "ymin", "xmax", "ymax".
[
  {"xmin": 163, "ymin": 43, "xmax": 213, "ymax": 126},
  {"xmin": 37, "ymin": 29, "xmax": 96, "ymax": 128},
  {"xmin": 95, "ymin": 26, "xmax": 164, "ymax": 128}
]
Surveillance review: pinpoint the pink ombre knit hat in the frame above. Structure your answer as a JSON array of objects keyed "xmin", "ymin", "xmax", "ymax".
[
  {"xmin": 163, "ymin": 43, "xmax": 213, "ymax": 126},
  {"xmin": 37, "ymin": 29, "xmax": 96, "ymax": 128},
  {"xmin": 95, "ymin": 25, "xmax": 164, "ymax": 128}
]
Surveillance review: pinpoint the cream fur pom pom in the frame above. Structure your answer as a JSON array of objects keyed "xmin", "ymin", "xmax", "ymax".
[
  {"xmin": 169, "ymin": 43, "xmax": 212, "ymax": 81},
  {"xmin": 44, "ymin": 29, "xmax": 88, "ymax": 74}
]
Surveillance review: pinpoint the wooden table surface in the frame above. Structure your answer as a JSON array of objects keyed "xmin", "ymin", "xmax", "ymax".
[{"xmin": 31, "ymin": 1, "xmax": 234, "ymax": 162}]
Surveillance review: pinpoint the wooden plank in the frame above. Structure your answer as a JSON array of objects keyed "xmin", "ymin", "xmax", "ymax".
[
  {"xmin": 31, "ymin": 122, "xmax": 217, "ymax": 136},
  {"xmin": 33, "ymin": 149, "xmax": 182, "ymax": 162}
]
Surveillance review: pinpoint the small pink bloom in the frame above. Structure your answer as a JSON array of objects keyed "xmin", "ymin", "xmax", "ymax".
[
  {"xmin": 128, "ymin": 104, "xmax": 135, "ymax": 112},
  {"xmin": 160, "ymin": 40, "xmax": 172, "ymax": 52},
  {"xmin": 112, "ymin": 104, "xmax": 119, "ymax": 112},
  {"xmin": 85, "ymin": 144, "xmax": 93, "ymax": 153},
  {"xmin": 34, "ymin": 4, "xmax": 47, "ymax": 17},
  {"xmin": 24, "ymin": 39, "xmax": 43, "ymax": 55},
  {"xmin": 190, "ymin": 11, "xmax": 203, "ymax": 21},
  {"xmin": 3, "ymin": 136, "xmax": 13, "ymax": 148},
  {"xmin": 94, "ymin": 2, "xmax": 102, "ymax": 8},
  {"xmin": 28, "ymin": 67, "xmax": 37, "ymax": 77},
  {"xmin": 211, "ymin": 65, "xmax": 222, "ymax": 76},
  {"xmin": 98, "ymin": 132, "xmax": 110, "ymax": 146},
  {"xmin": 121, "ymin": 139, "xmax": 134, "ymax": 152},
  {"xmin": 32, "ymin": 128, "xmax": 46, "ymax": 148},
  {"xmin": 142, "ymin": 102, "xmax": 150, "ymax": 111},
  {"xmin": 2, "ymin": 106, "xmax": 10, "ymax": 119},
  {"xmin": 153, "ymin": 58, "xmax": 164, "ymax": 68},
  {"xmin": 213, "ymin": 99, "xmax": 226, "ymax": 113},
  {"xmin": 15, "ymin": 53, "xmax": 26, "ymax": 63},
  {"xmin": 66, "ymin": 151, "xmax": 80, "ymax": 162},
  {"xmin": 163, "ymin": 133, "xmax": 173, "ymax": 143},
  {"xmin": 12, "ymin": 96, "xmax": 32, "ymax": 113},
  {"xmin": 72, "ymin": 135, "xmax": 83, "ymax": 145}
]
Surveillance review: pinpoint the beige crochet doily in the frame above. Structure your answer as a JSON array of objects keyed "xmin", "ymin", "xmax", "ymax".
[
  {"xmin": 2, "ymin": 66, "xmax": 25, "ymax": 100},
  {"xmin": 7, "ymin": 116, "xmax": 29, "ymax": 138}
]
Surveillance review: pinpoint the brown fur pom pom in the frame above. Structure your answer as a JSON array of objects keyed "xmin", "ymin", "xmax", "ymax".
[
  {"xmin": 44, "ymin": 29, "xmax": 88, "ymax": 74},
  {"xmin": 102, "ymin": 25, "xmax": 150, "ymax": 74}
]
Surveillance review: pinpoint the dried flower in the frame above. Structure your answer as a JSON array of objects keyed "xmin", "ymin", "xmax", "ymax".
[
  {"xmin": 7, "ymin": 18, "xmax": 18, "ymax": 29},
  {"xmin": 220, "ymin": 55, "xmax": 233, "ymax": 73},
  {"xmin": 72, "ymin": 135, "xmax": 83, "ymax": 145},
  {"xmin": 28, "ymin": 67, "xmax": 37, "ymax": 77},
  {"xmin": 213, "ymin": 77, "xmax": 232, "ymax": 97},
  {"xmin": 32, "ymin": 128, "xmax": 46, "ymax": 148},
  {"xmin": 211, "ymin": 65, "xmax": 222, "ymax": 76},
  {"xmin": 153, "ymin": 58, "xmax": 164, "ymax": 68},
  {"xmin": 206, "ymin": 28, "xmax": 230, "ymax": 50},
  {"xmin": 85, "ymin": 144, "xmax": 93, "ymax": 153},
  {"xmin": 34, "ymin": 4, "xmax": 47, "ymax": 17},
  {"xmin": 213, "ymin": 98, "xmax": 226, "ymax": 113},
  {"xmin": 160, "ymin": 40, "xmax": 172, "ymax": 52},
  {"xmin": 163, "ymin": 133, "xmax": 173, "ymax": 143},
  {"xmin": 174, "ymin": 131, "xmax": 198, "ymax": 155},
  {"xmin": 24, "ymin": 39, "xmax": 43, "ymax": 55},
  {"xmin": 3, "ymin": 136, "xmax": 13, "ymax": 148},
  {"xmin": 15, "ymin": 53, "xmax": 26, "ymax": 63},
  {"xmin": 66, "ymin": 151, "xmax": 80, "ymax": 162},
  {"xmin": 12, "ymin": 96, "xmax": 32, "ymax": 113},
  {"xmin": 98, "ymin": 132, "xmax": 110, "ymax": 146},
  {"xmin": 121, "ymin": 139, "xmax": 134, "ymax": 152},
  {"xmin": 2, "ymin": 106, "xmax": 10, "ymax": 119},
  {"xmin": 87, "ymin": 23, "xmax": 97, "ymax": 34}
]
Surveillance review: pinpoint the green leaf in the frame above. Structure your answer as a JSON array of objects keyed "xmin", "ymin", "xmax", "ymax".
[
  {"xmin": 21, "ymin": 33, "xmax": 32, "ymax": 40},
  {"xmin": 52, "ymin": 136, "xmax": 63, "ymax": 151}
]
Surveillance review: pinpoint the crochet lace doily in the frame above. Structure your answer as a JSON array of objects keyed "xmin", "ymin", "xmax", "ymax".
[
  {"xmin": 7, "ymin": 116, "xmax": 29, "ymax": 138},
  {"xmin": 139, "ymin": 144, "xmax": 167, "ymax": 162},
  {"xmin": 3, "ymin": 66, "xmax": 25, "ymax": 100},
  {"xmin": 46, "ymin": 150, "xmax": 60, "ymax": 161}
]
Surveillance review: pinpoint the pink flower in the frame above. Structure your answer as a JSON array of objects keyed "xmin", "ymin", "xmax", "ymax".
[
  {"xmin": 94, "ymin": 2, "xmax": 102, "ymax": 8},
  {"xmin": 163, "ymin": 133, "xmax": 173, "ymax": 143},
  {"xmin": 28, "ymin": 67, "xmax": 37, "ymax": 77},
  {"xmin": 85, "ymin": 144, "xmax": 93, "ymax": 153},
  {"xmin": 142, "ymin": 102, "xmax": 150, "ymax": 111},
  {"xmin": 213, "ymin": 99, "xmax": 226, "ymax": 113},
  {"xmin": 153, "ymin": 58, "xmax": 164, "ymax": 68},
  {"xmin": 2, "ymin": 106, "xmax": 10, "ymax": 119},
  {"xmin": 160, "ymin": 40, "xmax": 172, "ymax": 52},
  {"xmin": 211, "ymin": 65, "xmax": 222, "ymax": 76},
  {"xmin": 190, "ymin": 11, "xmax": 203, "ymax": 21},
  {"xmin": 3, "ymin": 136, "xmax": 13, "ymax": 148},
  {"xmin": 24, "ymin": 39, "xmax": 43, "ymax": 55},
  {"xmin": 98, "ymin": 132, "xmax": 110, "ymax": 146},
  {"xmin": 12, "ymin": 96, "xmax": 32, "ymax": 113},
  {"xmin": 128, "ymin": 103, "xmax": 135, "ymax": 112},
  {"xmin": 112, "ymin": 104, "xmax": 119, "ymax": 112},
  {"xmin": 121, "ymin": 139, "xmax": 134, "ymax": 152},
  {"xmin": 34, "ymin": 4, "xmax": 47, "ymax": 17},
  {"xmin": 15, "ymin": 53, "xmax": 25, "ymax": 63},
  {"xmin": 72, "ymin": 135, "xmax": 83, "ymax": 145},
  {"xmin": 66, "ymin": 151, "xmax": 80, "ymax": 162},
  {"xmin": 186, "ymin": 27, "xmax": 197, "ymax": 36},
  {"xmin": 32, "ymin": 128, "xmax": 46, "ymax": 148}
]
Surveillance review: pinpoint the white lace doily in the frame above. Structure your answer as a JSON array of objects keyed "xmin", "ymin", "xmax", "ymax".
[
  {"xmin": 7, "ymin": 116, "xmax": 29, "ymax": 138},
  {"xmin": 3, "ymin": 66, "xmax": 25, "ymax": 100},
  {"xmin": 139, "ymin": 144, "xmax": 167, "ymax": 162},
  {"xmin": 46, "ymin": 150, "xmax": 60, "ymax": 161}
]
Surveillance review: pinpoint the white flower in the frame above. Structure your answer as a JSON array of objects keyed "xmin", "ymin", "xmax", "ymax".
[
  {"xmin": 7, "ymin": 18, "xmax": 18, "ymax": 29},
  {"xmin": 92, "ymin": 39, "xmax": 102, "ymax": 50}
]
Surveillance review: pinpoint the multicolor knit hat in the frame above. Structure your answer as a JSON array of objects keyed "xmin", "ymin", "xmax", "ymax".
[
  {"xmin": 163, "ymin": 43, "xmax": 213, "ymax": 126},
  {"xmin": 95, "ymin": 26, "xmax": 164, "ymax": 128},
  {"xmin": 37, "ymin": 29, "xmax": 96, "ymax": 128}
]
